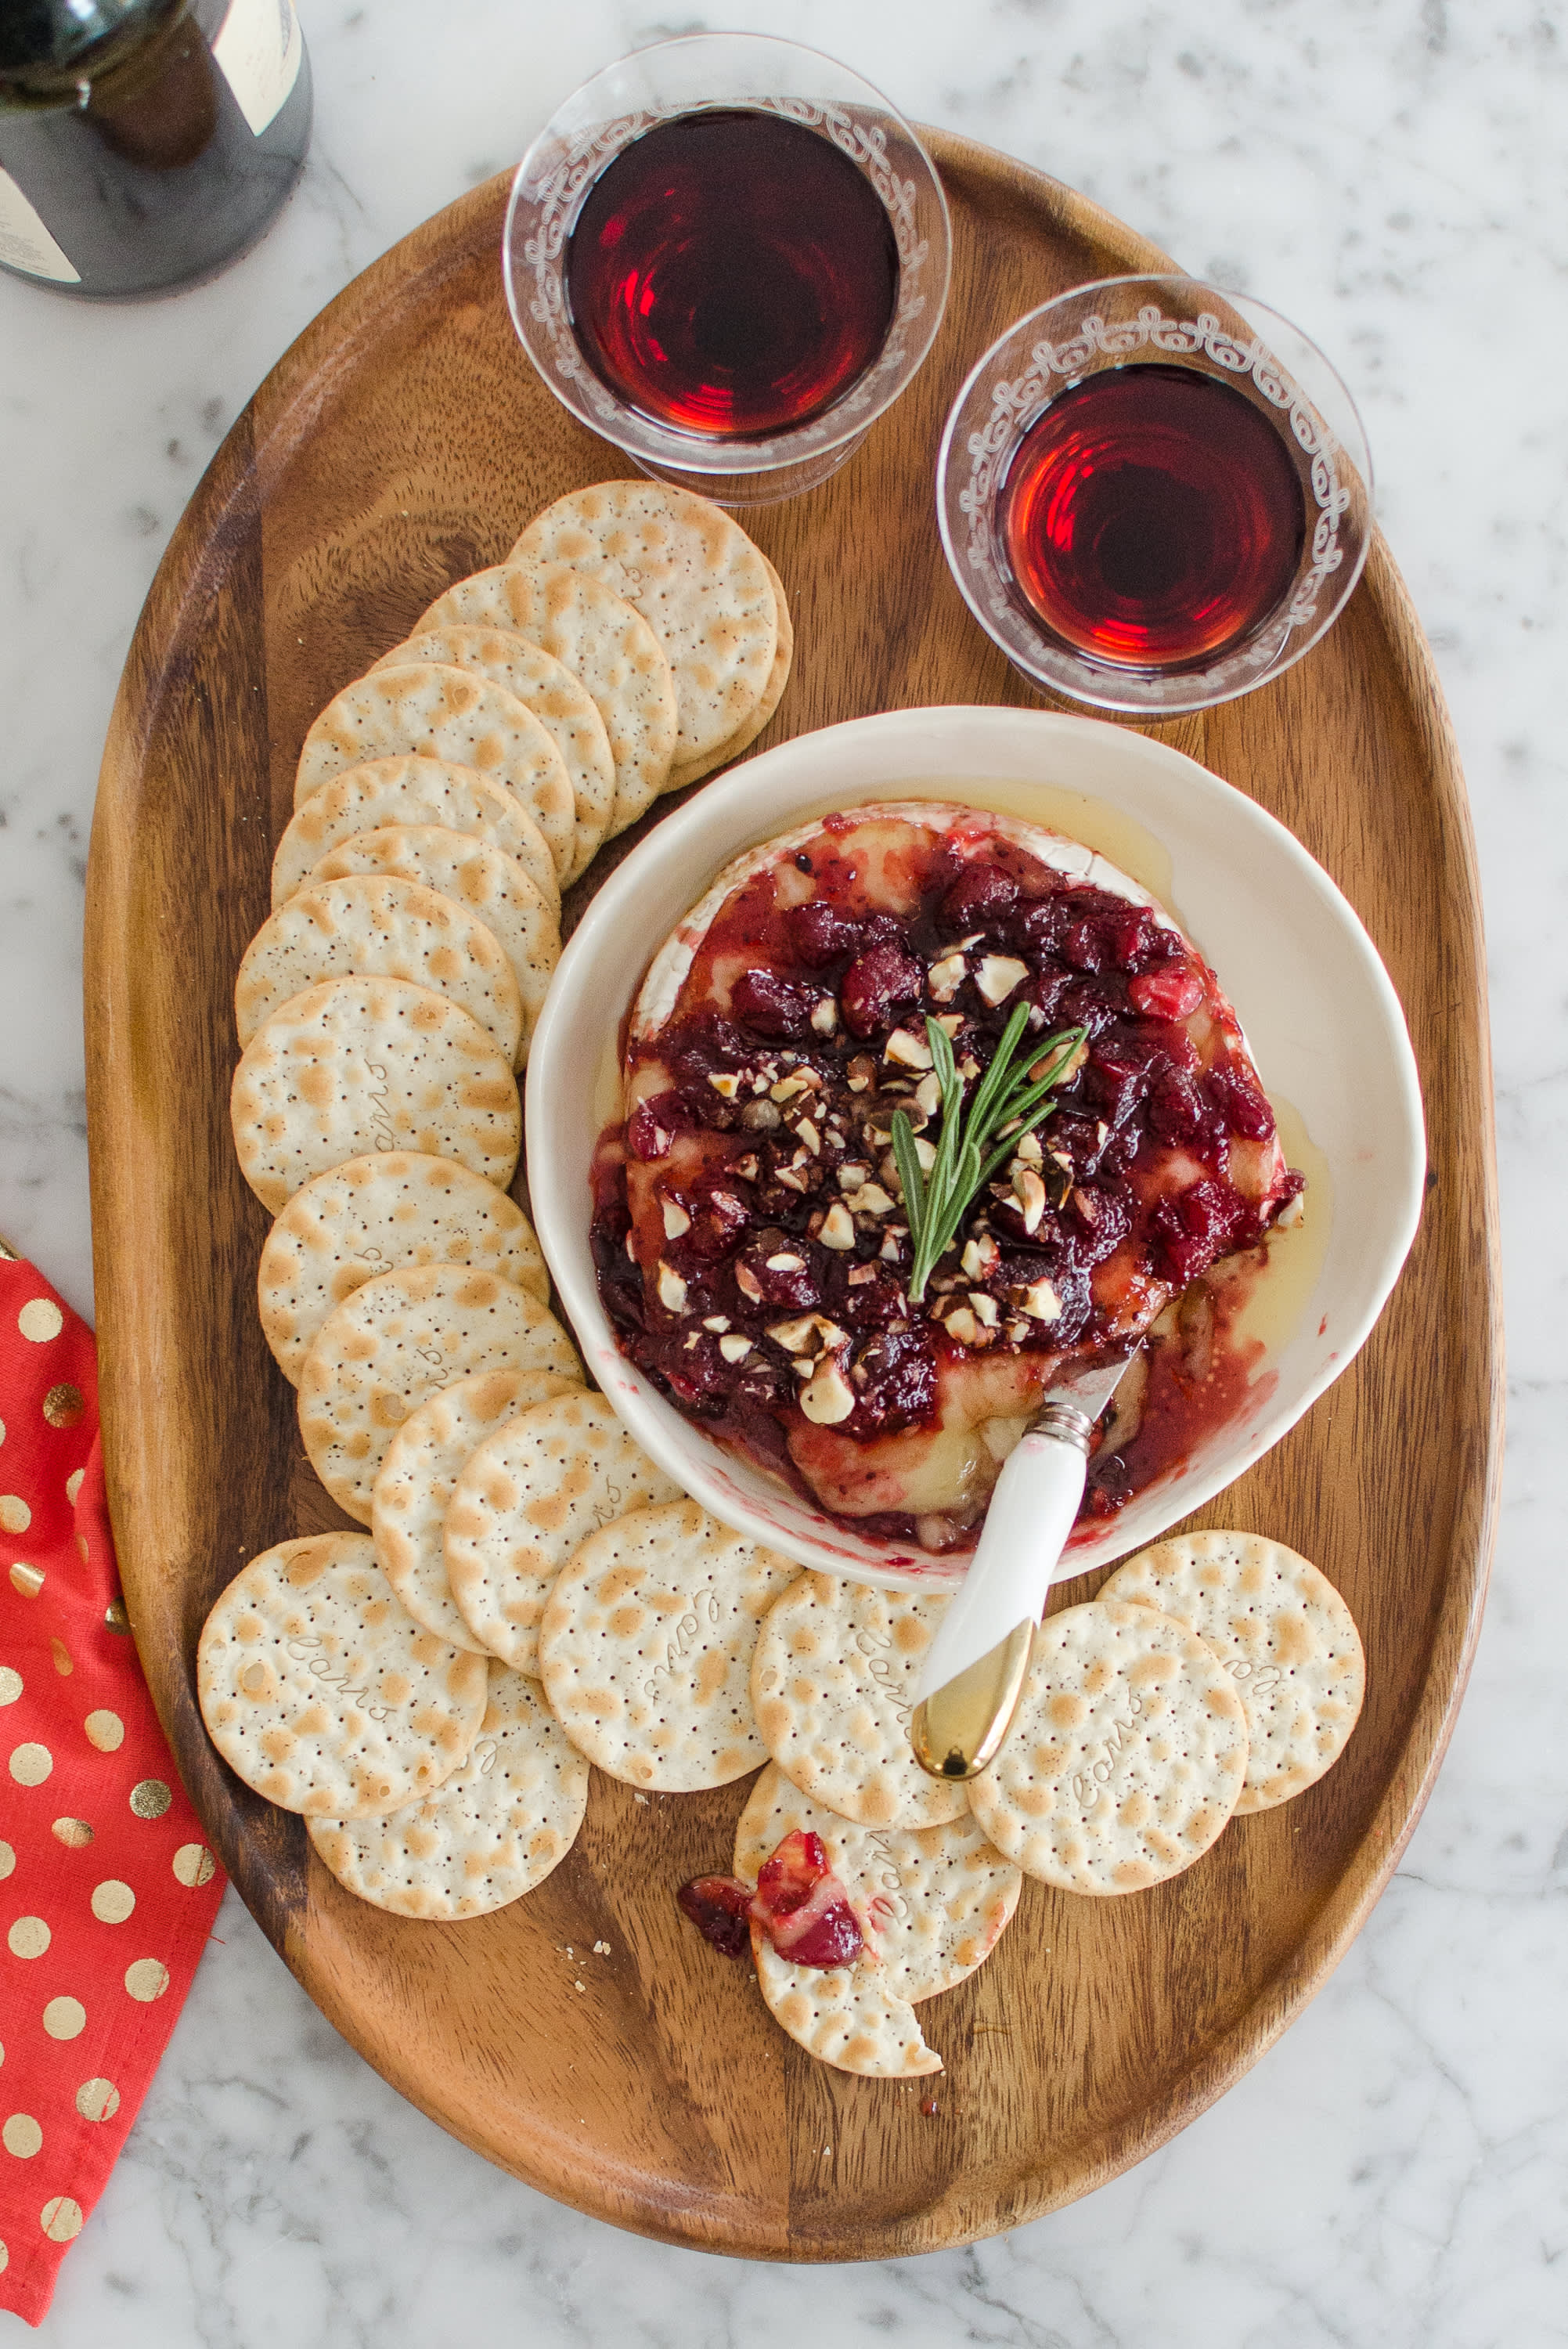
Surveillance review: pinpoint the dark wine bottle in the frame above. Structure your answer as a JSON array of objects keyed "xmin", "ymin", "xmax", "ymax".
[{"xmin": 0, "ymin": 0, "xmax": 312, "ymax": 299}]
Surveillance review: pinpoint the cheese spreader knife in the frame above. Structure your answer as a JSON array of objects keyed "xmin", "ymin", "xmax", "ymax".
[{"xmin": 910, "ymin": 1347, "xmax": 1142, "ymax": 1781}]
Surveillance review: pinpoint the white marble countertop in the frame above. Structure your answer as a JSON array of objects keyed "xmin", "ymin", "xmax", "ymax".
[{"xmin": 2, "ymin": 1, "xmax": 1563, "ymax": 2340}]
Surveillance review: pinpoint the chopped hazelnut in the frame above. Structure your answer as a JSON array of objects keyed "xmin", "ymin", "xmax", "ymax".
[
  {"xmin": 661, "ymin": 1196, "xmax": 691, "ymax": 1239},
  {"xmin": 926, "ymin": 951, "xmax": 967, "ymax": 1003},
  {"xmin": 706, "ymin": 1070, "xmax": 741, "ymax": 1099},
  {"xmin": 838, "ymin": 1162, "xmax": 871, "ymax": 1193},
  {"xmin": 961, "ymin": 1233, "xmax": 1000, "ymax": 1279},
  {"xmin": 701, "ymin": 1314, "xmax": 730, "ymax": 1332},
  {"xmin": 943, "ymin": 1305, "xmax": 981, "ymax": 1347},
  {"xmin": 718, "ymin": 1333, "xmax": 753, "ymax": 1363},
  {"xmin": 1011, "ymin": 1165, "xmax": 1047, "ymax": 1236},
  {"xmin": 800, "ymin": 1359, "xmax": 856, "ymax": 1424},
  {"xmin": 656, "ymin": 1261, "xmax": 688, "ymax": 1313},
  {"xmin": 819, "ymin": 1201, "xmax": 856, "ymax": 1250},
  {"xmin": 856, "ymin": 1183, "xmax": 896, "ymax": 1215},
  {"xmin": 741, "ymin": 1098, "xmax": 781, "ymax": 1131},
  {"xmin": 975, "ymin": 954, "xmax": 1029, "ymax": 1007},
  {"xmin": 810, "ymin": 997, "xmax": 838, "ymax": 1035},
  {"xmin": 735, "ymin": 1264, "xmax": 764, "ymax": 1302},
  {"xmin": 771, "ymin": 1073, "xmax": 809, "ymax": 1102},
  {"xmin": 1037, "ymin": 1037, "xmax": 1088, "ymax": 1084},
  {"xmin": 968, "ymin": 1290, "xmax": 1000, "ymax": 1328},
  {"xmin": 914, "ymin": 1072, "xmax": 943, "ymax": 1118},
  {"xmin": 885, "ymin": 1027, "xmax": 935, "ymax": 1070},
  {"xmin": 765, "ymin": 1251, "xmax": 806, "ymax": 1272},
  {"xmin": 1019, "ymin": 1276, "xmax": 1062, "ymax": 1322},
  {"xmin": 795, "ymin": 1118, "xmax": 821, "ymax": 1154},
  {"xmin": 846, "ymin": 1055, "xmax": 877, "ymax": 1092}
]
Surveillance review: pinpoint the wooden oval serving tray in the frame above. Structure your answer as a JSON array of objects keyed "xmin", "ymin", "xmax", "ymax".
[{"xmin": 84, "ymin": 132, "xmax": 1501, "ymax": 2259}]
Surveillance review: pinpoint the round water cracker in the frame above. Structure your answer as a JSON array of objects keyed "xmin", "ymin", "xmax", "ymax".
[
  {"xmin": 752, "ymin": 1932, "xmax": 941, "ymax": 2080},
  {"xmin": 660, "ymin": 554, "xmax": 794, "ymax": 792},
  {"xmin": 230, "ymin": 976, "xmax": 520, "ymax": 1214},
  {"xmin": 293, "ymin": 664, "xmax": 577, "ymax": 883},
  {"xmin": 271, "ymin": 756, "xmax": 560, "ymax": 915},
  {"xmin": 968, "ymin": 1599, "xmax": 1249, "ymax": 1896},
  {"xmin": 298, "ymin": 1265, "xmax": 582, "ymax": 1526},
  {"xmin": 734, "ymin": 1763, "xmax": 1021, "ymax": 2004},
  {"xmin": 372, "ymin": 1368, "xmax": 582, "ymax": 1653},
  {"xmin": 305, "ymin": 829, "xmax": 560, "ymax": 1065},
  {"xmin": 369, "ymin": 626, "xmax": 614, "ymax": 882},
  {"xmin": 418, "ymin": 563, "xmax": 676, "ymax": 832},
  {"xmin": 536, "ymin": 1500, "xmax": 797, "ymax": 1791},
  {"xmin": 235, "ymin": 873, "xmax": 524, "ymax": 1070},
  {"xmin": 1099, "ymin": 1530, "xmax": 1365, "ymax": 1813},
  {"xmin": 258, "ymin": 1153, "xmax": 548, "ymax": 1387},
  {"xmin": 445, "ymin": 1392, "xmax": 684, "ymax": 1674},
  {"xmin": 308, "ymin": 1664, "xmax": 589, "ymax": 1917},
  {"xmin": 750, "ymin": 1574, "xmax": 968, "ymax": 1831},
  {"xmin": 196, "ymin": 1532, "xmax": 487, "ymax": 1819},
  {"xmin": 510, "ymin": 483, "xmax": 777, "ymax": 767}
]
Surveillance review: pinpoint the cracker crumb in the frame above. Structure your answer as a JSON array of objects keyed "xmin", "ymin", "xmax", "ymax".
[
  {"xmin": 575, "ymin": 1979, "xmax": 586, "ymax": 1993},
  {"xmin": 593, "ymin": 1940, "xmax": 611, "ymax": 1955},
  {"xmin": 634, "ymin": 1792, "xmax": 650, "ymax": 1806}
]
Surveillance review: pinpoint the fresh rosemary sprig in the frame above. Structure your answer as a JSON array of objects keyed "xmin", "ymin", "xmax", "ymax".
[{"xmin": 889, "ymin": 1007, "xmax": 1087, "ymax": 1304}]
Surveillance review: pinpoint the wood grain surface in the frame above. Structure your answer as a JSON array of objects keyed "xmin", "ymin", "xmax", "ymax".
[{"xmin": 83, "ymin": 133, "xmax": 1502, "ymax": 2259}]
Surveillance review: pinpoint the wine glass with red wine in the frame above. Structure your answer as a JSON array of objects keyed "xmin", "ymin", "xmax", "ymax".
[
  {"xmin": 504, "ymin": 34, "xmax": 951, "ymax": 507},
  {"xmin": 936, "ymin": 277, "xmax": 1374, "ymax": 714}
]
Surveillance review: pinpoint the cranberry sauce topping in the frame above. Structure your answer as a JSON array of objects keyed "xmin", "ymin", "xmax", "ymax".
[
  {"xmin": 753, "ymin": 1828, "xmax": 864, "ymax": 1968},
  {"xmin": 676, "ymin": 1830, "xmax": 865, "ymax": 1971},
  {"xmin": 594, "ymin": 811, "xmax": 1302, "ymax": 1542},
  {"xmin": 676, "ymin": 1874, "xmax": 755, "ymax": 1961}
]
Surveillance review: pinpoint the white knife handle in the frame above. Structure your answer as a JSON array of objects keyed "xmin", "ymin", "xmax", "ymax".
[{"xmin": 915, "ymin": 1410, "xmax": 1091, "ymax": 1704}]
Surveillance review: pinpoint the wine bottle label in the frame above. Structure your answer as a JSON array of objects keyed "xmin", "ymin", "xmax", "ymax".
[
  {"xmin": 0, "ymin": 165, "xmax": 81, "ymax": 283},
  {"xmin": 213, "ymin": 0, "xmax": 305, "ymax": 139}
]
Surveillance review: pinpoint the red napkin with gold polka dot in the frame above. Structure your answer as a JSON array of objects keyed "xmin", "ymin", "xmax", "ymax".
[{"xmin": 0, "ymin": 1250, "xmax": 225, "ymax": 2326}]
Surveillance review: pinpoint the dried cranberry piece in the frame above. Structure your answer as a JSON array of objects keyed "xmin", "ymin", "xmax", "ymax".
[
  {"xmin": 665, "ymin": 1013, "xmax": 752, "ymax": 1090},
  {"xmin": 940, "ymin": 863, "xmax": 1019, "ymax": 933},
  {"xmin": 1105, "ymin": 907, "xmax": 1161, "ymax": 971},
  {"xmin": 730, "ymin": 967, "xmax": 815, "ymax": 1041},
  {"xmin": 822, "ymin": 1257, "xmax": 907, "ymax": 1327},
  {"xmin": 788, "ymin": 899, "xmax": 862, "ymax": 967},
  {"xmin": 1063, "ymin": 1182, "xmax": 1132, "ymax": 1266},
  {"xmin": 685, "ymin": 1182, "xmax": 752, "ymax": 1259},
  {"xmin": 736, "ymin": 1232, "xmax": 820, "ymax": 1311},
  {"xmin": 1129, "ymin": 963, "xmax": 1204, "ymax": 1020},
  {"xmin": 1010, "ymin": 894, "xmax": 1071, "ymax": 957},
  {"xmin": 1087, "ymin": 1050, "xmax": 1148, "ymax": 1127},
  {"xmin": 677, "ymin": 1875, "xmax": 754, "ymax": 1961},
  {"xmin": 1151, "ymin": 1179, "xmax": 1247, "ymax": 1286},
  {"xmin": 1205, "ymin": 1065, "xmax": 1277, "ymax": 1141},
  {"xmin": 848, "ymin": 1324, "xmax": 939, "ymax": 1435},
  {"xmin": 1064, "ymin": 918, "xmax": 1105, "ymax": 972},
  {"xmin": 627, "ymin": 1091, "xmax": 687, "ymax": 1161},
  {"xmin": 841, "ymin": 940, "xmax": 925, "ymax": 1039},
  {"xmin": 1148, "ymin": 1069, "xmax": 1206, "ymax": 1144}
]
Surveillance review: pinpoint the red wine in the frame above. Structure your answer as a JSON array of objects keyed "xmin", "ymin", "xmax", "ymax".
[
  {"xmin": 0, "ymin": 0, "xmax": 310, "ymax": 300},
  {"xmin": 997, "ymin": 363, "xmax": 1307, "ymax": 672},
  {"xmin": 565, "ymin": 108, "xmax": 899, "ymax": 440}
]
